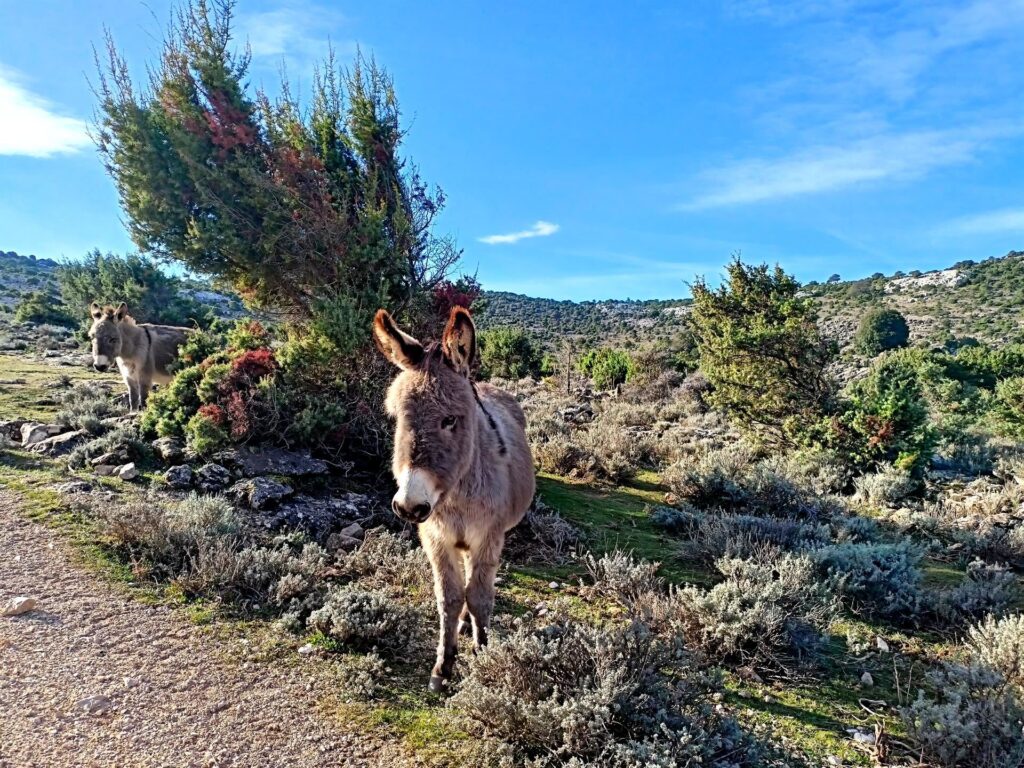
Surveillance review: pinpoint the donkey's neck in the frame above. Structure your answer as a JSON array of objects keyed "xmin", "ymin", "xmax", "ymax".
[
  {"xmin": 452, "ymin": 404, "xmax": 503, "ymax": 503},
  {"xmin": 117, "ymin": 321, "xmax": 146, "ymax": 358}
]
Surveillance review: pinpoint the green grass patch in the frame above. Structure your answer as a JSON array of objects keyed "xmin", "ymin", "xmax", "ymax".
[
  {"xmin": 536, "ymin": 472, "xmax": 708, "ymax": 583},
  {"xmin": 0, "ymin": 353, "xmax": 103, "ymax": 421}
]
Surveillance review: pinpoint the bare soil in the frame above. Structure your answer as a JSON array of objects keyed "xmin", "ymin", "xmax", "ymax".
[{"xmin": 0, "ymin": 491, "xmax": 409, "ymax": 768}]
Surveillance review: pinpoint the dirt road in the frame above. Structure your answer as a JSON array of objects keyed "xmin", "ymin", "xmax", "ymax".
[{"xmin": 0, "ymin": 491, "xmax": 406, "ymax": 768}]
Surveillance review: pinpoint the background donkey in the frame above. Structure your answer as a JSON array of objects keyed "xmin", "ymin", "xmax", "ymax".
[
  {"xmin": 373, "ymin": 306, "xmax": 535, "ymax": 692},
  {"xmin": 88, "ymin": 302, "xmax": 192, "ymax": 411}
]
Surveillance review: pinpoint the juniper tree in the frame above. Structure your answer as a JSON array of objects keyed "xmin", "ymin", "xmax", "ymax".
[
  {"xmin": 689, "ymin": 258, "xmax": 837, "ymax": 448},
  {"xmin": 94, "ymin": 0, "xmax": 457, "ymax": 336}
]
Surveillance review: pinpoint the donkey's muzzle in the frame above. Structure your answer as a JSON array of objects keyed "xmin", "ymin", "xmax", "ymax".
[
  {"xmin": 93, "ymin": 363, "xmax": 110, "ymax": 373},
  {"xmin": 392, "ymin": 499, "xmax": 432, "ymax": 524}
]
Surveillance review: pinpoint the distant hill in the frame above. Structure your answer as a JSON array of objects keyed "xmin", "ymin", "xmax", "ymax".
[
  {"xmin": 3, "ymin": 246, "xmax": 1021, "ymax": 351},
  {"xmin": 0, "ymin": 250, "xmax": 60, "ymax": 310},
  {"xmin": 806, "ymin": 250, "xmax": 1024, "ymax": 350},
  {"xmin": 477, "ymin": 291, "xmax": 692, "ymax": 347}
]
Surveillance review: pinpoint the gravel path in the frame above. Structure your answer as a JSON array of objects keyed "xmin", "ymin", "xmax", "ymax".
[{"xmin": 0, "ymin": 491, "xmax": 408, "ymax": 768}]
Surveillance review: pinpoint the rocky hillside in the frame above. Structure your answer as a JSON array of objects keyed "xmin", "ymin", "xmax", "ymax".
[
  {"xmin": 478, "ymin": 250, "xmax": 1024, "ymax": 351},
  {"xmin": 5, "ymin": 246, "xmax": 1022, "ymax": 352},
  {"xmin": 0, "ymin": 250, "xmax": 60, "ymax": 310},
  {"xmin": 477, "ymin": 291, "xmax": 691, "ymax": 346},
  {"xmin": 808, "ymin": 250, "xmax": 1024, "ymax": 350}
]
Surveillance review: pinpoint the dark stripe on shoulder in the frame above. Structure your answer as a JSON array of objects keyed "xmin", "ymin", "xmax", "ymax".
[{"xmin": 471, "ymin": 382, "xmax": 507, "ymax": 456}]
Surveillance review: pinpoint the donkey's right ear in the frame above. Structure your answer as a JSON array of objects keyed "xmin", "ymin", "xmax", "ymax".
[
  {"xmin": 373, "ymin": 310, "xmax": 424, "ymax": 370},
  {"xmin": 90, "ymin": 302, "xmax": 103, "ymax": 319}
]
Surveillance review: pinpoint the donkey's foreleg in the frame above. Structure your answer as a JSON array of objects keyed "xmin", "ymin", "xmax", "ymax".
[
  {"xmin": 123, "ymin": 376, "xmax": 140, "ymax": 412},
  {"xmin": 465, "ymin": 533, "xmax": 504, "ymax": 650},
  {"xmin": 426, "ymin": 544, "xmax": 465, "ymax": 692}
]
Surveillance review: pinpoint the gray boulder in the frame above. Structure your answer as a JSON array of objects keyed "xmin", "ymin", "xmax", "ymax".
[
  {"xmin": 164, "ymin": 465, "xmax": 193, "ymax": 490},
  {"xmin": 21, "ymin": 422, "xmax": 62, "ymax": 447},
  {"xmin": 219, "ymin": 447, "xmax": 328, "ymax": 478},
  {"xmin": 230, "ymin": 477, "xmax": 293, "ymax": 510},
  {"xmin": 151, "ymin": 437, "xmax": 185, "ymax": 464},
  {"xmin": 29, "ymin": 429, "xmax": 88, "ymax": 456},
  {"xmin": 195, "ymin": 463, "xmax": 232, "ymax": 493}
]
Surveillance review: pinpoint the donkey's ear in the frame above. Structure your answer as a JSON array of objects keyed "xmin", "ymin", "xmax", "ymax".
[
  {"xmin": 373, "ymin": 309, "xmax": 424, "ymax": 370},
  {"xmin": 114, "ymin": 302, "xmax": 128, "ymax": 321},
  {"xmin": 441, "ymin": 306, "xmax": 476, "ymax": 376},
  {"xmin": 89, "ymin": 302, "xmax": 103, "ymax": 319}
]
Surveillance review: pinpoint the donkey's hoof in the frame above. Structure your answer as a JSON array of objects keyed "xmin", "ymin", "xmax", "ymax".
[{"xmin": 428, "ymin": 675, "xmax": 448, "ymax": 693}]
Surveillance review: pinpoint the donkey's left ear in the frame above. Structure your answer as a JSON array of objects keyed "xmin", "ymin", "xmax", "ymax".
[
  {"xmin": 442, "ymin": 306, "xmax": 476, "ymax": 376},
  {"xmin": 114, "ymin": 302, "xmax": 128, "ymax": 321}
]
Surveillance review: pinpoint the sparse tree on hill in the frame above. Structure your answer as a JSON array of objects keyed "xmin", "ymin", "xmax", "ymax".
[
  {"xmin": 478, "ymin": 327, "xmax": 541, "ymax": 380},
  {"xmin": 854, "ymin": 307, "xmax": 910, "ymax": 357}
]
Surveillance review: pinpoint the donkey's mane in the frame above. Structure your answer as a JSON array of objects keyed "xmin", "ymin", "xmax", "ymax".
[{"xmin": 420, "ymin": 340, "xmax": 507, "ymax": 456}]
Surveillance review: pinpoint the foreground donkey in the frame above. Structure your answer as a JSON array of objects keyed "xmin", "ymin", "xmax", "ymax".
[
  {"xmin": 88, "ymin": 302, "xmax": 192, "ymax": 411},
  {"xmin": 373, "ymin": 306, "xmax": 535, "ymax": 692}
]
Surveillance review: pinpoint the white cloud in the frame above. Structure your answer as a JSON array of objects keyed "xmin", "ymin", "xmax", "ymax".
[
  {"xmin": 680, "ymin": 130, "xmax": 984, "ymax": 210},
  {"xmin": 0, "ymin": 67, "xmax": 89, "ymax": 158},
  {"xmin": 941, "ymin": 207, "xmax": 1024, "ymax": 236},
  {"xmin": 478, "ymin": 221, "xmax": 560, "ymax": 245},
  {"xmin": 237, "ymin": 3, "xmax": 353, "ymax": 70}
]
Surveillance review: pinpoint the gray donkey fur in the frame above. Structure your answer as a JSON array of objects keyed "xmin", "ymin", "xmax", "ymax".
[
  {"xmin": 373, "ymin": 306, "xmax": 535, "ymax": 692},
  {"xmin": 88, "ymin": 302, "xmax": 192, "ymax": 411}
]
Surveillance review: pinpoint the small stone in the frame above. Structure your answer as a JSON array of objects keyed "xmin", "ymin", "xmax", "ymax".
[
  {"xmin": 75, "ymin": 695, "xmax": 113, "ymax": 715},
  {"xmin": 875, "ymin": 636, "xmax": 890, "ymax": 653},
  {"xmin": 339, "ymin": 522, "xmax": 364, "ymax": 540},
  {"xmin": 164, "ymin": 464, "xmax": 193, "ymax": 489},
  {"xmin": 860, "ymin": 671, "xmax": 874, "ymax": 687},
  {"xmin": 2, "ymin": 597, "xmax": 38, "ymax": 616},
  {"xmin": 327, "ymin": 534, "xmax": 361, "ymax": 552},
  {"xmin": 298, "ymin": 644, "xmax": 315, "ymax": 655},
  {"xmin": 94, "ymin": 464, "xmax": 116, "ymax": 477},
  {"xmin": 123, "ymin": 677, "xmax": 140, "ymax": 689},
  {"xmin": 117, "ymin": 463, "xmax": 139, "ymax": 481},
  {"xmin": 847, "ymin": 727, "xmax": 875, "ymax": 745},
  {"xmin": 90, "ymin": 451, "xmax": 126, "ymax": 467},
  {"xmin": 55, "ymin": 481, "xmax": 92, "ymax": 494}
]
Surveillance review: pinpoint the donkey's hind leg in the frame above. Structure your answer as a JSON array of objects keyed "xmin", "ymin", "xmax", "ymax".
[
  {"xmin": 425, "ymin": 538, "xmax": 465, "ymax": 692},
  {"xmin": 465, "ymin": 532, "xmax": 504, "ymax": 650}
]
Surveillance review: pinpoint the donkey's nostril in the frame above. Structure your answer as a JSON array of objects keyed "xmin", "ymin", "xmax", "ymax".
[{"xmin": 412, "ymin": 503, "xmax": 431, "ymax": 521}]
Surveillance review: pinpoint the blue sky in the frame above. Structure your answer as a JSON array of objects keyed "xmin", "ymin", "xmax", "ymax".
[{"xmin": 1, "ymin": 1, "xmax": 1023, "ymax": 300}]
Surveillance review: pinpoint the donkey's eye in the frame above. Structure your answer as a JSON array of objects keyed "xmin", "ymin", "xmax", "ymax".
[{"xmin": 441, "ymin": 416, "xmax": 458, "ymax": 431}]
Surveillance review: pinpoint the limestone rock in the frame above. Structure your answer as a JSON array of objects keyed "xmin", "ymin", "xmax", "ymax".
[
  {"xmin": 3, "ymin": 597, "xmax": 38, "ymax": 616},
  {"xmin": 20, "ymin": 422, "xmax": 62, "ymax": 447},
  {"xmin": 29, "ymin": 429, "xmax": 88, "ymax": 456},
  {"xmin": 117, "ymin": 463, "xmax": 139, "ymax": 481}
]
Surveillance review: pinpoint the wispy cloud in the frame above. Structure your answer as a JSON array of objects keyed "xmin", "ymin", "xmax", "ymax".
[
  {"xmin": 0, "ymin": 66, "xmax": 89, "ymax": 158},
  {"xmin": 941, "ymin": 207, "xmax": 1024, "ymax": 236},
  {"xmin": 679, "ymin": 1, "xmax": 1024, "ymax": 212},
  {"xmin": 237, "ymin": 3, "xmax": 354, "ymax": 71},
  {"xmin": 681, "ymin": 130, "xmax": 985, "ymax": 210},
  {"xmin": 479, "ymin": 221, "xmax": 560, "ymax": 245}
]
